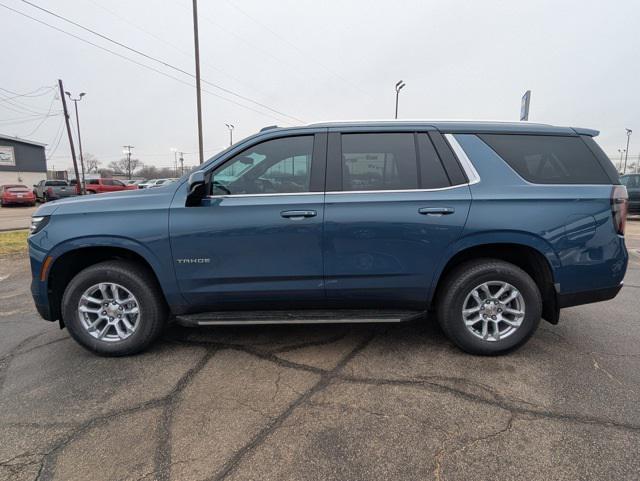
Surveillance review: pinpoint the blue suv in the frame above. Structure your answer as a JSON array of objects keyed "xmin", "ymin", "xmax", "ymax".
[{"xmin": 28, "ymin": 121, "xmax": 629, "ymax": 356}]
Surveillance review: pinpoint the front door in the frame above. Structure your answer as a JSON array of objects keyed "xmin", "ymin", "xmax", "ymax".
[
  {"xmin": 170, "ymin": 132, "xmax": 327, "ymax": 311},
  {"xmin": 323, "ymin": 130, "xmax": 471, "ymax": 309}
]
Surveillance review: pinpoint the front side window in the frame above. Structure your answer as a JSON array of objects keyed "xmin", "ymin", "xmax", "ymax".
[
  {"xmin": 340, "ymin": 133, "xmax": 418, "ymax": 191},
  {"xmin": 211, "ymin": 136, "xmax": 313, "ymax": 195}
]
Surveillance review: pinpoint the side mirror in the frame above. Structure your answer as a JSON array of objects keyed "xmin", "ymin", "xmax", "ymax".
[
  {"xmin": 186, "ymin": 170, "xmax": 207, "ymax": 207},
  {"xmin": 188, "ymin": 170, "xmax": 205, "ymax": 194}
]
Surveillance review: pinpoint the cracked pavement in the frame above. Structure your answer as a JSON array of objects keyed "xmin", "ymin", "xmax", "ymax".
[{"xmin": 1, "ymin": 244, "xmax": 640, "ymax": 481}]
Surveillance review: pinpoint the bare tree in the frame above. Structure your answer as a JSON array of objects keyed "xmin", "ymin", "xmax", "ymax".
[
  {"xmin": 108, "ymin": 157, "xmax": 142, "ymax": 179},
  {"xmin": 83, "ymin": 153, "xmax": 100, "ymax": 173}
]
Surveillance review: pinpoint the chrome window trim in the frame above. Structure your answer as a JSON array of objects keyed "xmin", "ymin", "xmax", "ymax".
[
  {"xmin": 206, "ymin": 184, "xmax": 470, "ymax": 199},
  {"xmin": 444, "ymin": 133, "xmax": 481, "ymax": 185},
  {"xmin": 325, "ymin": 185, "xmax": 468, "ymax": 194},
  {"xmin": 207, "ymin": 191, "xmax": 322, "ymax": 199}
]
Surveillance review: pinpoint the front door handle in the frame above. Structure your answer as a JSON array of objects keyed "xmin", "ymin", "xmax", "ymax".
[
  {"xmin": 418, "ymin": 207, "xmax": 455, "ymax": 216},
  {"xmin": 281, "ymin": 210, "xmax": 317, "ymax": 219}
]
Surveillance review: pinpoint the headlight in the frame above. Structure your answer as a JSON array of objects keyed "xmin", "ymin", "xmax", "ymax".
[{"xmin": 30, "ymin": 216, "xmax": 50, "ymax": 235}]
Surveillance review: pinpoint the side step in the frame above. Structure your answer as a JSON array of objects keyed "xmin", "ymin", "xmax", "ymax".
[{"xmin": 176, "ymin": 309, "xmax": 425, "ymax": 327}]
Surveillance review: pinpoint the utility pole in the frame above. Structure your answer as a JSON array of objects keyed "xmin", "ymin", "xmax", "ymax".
[
  {"xmin": 394, "ymin": 80, "xmax": 406, "ymax": 119},
  {"xmin": 65, "ymin": 91, "xmax": 87, "ymax": 194},
  {"xmin": 123, "ymin": 145, "xmax": 134, "ymax": 179},
  {"xmin": 58, "ymin": 79, "xmax": 82, "ymax": 194},
  {"xmin": 179, "ymin": 152, "xmax": 185, "ymax": 176},
  {"xmin": 170, "ymin": 148, "xmax": 178, "ymax": 177},
  {"xmin": 192, "ymin": 0, "xmax": 204, "ymax": 165},
  {"xmin": 225, "ymin": 124, "xmax": 235, "ymax": 146},
  {"xmin": 623, "ymin": 128, "xmax": 632, "ymax": 174}
]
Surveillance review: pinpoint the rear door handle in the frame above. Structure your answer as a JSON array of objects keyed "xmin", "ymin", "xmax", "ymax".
[
  {"xmin": 281, "ymin": 210, "xmax": 317, "ymax": 219},
  {"xmin": 418, "ymin": 207, "xmax": 455, "ymax": 216}
]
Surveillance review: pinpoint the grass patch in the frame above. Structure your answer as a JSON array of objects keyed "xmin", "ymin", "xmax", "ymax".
[{"xmin": 0, "ymin": 229, "xmax": 29, "ymax": 256}]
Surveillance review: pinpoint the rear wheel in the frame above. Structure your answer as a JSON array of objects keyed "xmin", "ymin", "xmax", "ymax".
[
  {"xmin": 437, "ymin": 259, "xmax": 542, "ymax": 355},
  {"xmin": 61, "ymin": 260, "xmax": 167, "ymax": 356}
]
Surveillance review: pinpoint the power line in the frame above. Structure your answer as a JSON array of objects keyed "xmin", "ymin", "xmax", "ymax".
[
  {"xmin": 0, "ymin": 85, "xmax": 55, "ymax": 100},
  {"xmin": 85, "ymin": 0, "xmax": 275, "ymax": 103},
  {"xmin": 19, "ymin": 0, "xmax": 304, "ymax": 123},
  {"xmin": 0, "ymin": 3, "xmax": 298, "ymax": 124},
  {"xmin": 224, "ymin": 0, "xmax": 375, "ymax": 102},
  {"xmin": 22, "ymin": 92, "xmax": 58, "ymax": 137}
]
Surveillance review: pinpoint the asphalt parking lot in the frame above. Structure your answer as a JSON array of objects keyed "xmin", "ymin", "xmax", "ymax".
[
  {"xmin": 0, "ymin": 226, "xmax": 639, "ymax": 481},
  {"xmin": 0, "ymin": 205, "xmax": 37, "ymax": 231}
]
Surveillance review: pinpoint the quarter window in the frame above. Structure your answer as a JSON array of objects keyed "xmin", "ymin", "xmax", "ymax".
[
  {"xmin": 479, "ymin": 134, "xmax": 610, "ymax": 184},
  {"xmin": 340, "ymin": 133, "xmax": 418, "ymax": 191},
  {"xmin": 211, "ymin": 136, "xmax": 314, "ymax": 195}
]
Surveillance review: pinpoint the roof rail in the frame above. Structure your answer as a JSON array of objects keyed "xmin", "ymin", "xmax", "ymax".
[{"xmin": 260, "ymin": 125, "xmax": 279, "ymax": 132}]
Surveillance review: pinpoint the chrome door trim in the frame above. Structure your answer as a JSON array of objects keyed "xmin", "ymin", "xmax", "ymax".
[{"xmin": 444, "ymin": 133, "xmax": 481, "ymax": 185}]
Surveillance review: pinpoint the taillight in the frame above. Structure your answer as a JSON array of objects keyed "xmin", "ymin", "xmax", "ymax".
[
  {"xmin": 47, "ymin": 187, "xmax": 54, "ymax": 195},
  {"xmin": 611, "ymin": 185, "xmax": 628, "ymax": 235}
]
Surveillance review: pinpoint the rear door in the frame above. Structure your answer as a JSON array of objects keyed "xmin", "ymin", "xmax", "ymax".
[{"xmin": 323, "ymin": 128, "xmax": 471, "ymax": 308}]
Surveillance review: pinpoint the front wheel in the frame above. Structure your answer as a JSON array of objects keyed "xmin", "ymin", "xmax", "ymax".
[
  {"xmin": 61, "ymin": 260, "xmax": 168, "ymax": 356},
  {"xmin": 437, "ymin": 259, "xmax": 542, "ymax": 355}
]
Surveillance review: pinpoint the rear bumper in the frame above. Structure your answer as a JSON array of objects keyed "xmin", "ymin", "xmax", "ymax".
[{"xmin": 557, "ymin": 283, "xmax": 623, "ymax": 308}]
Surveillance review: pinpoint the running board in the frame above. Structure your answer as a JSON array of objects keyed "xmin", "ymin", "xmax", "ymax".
[{"xmin": 176, "ymin": 309, "xmax": 425, "ymax": 327}]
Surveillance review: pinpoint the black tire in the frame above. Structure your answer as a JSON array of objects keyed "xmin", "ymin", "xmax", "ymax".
[
  {"xmin": 436, "ymin": 259, "xmax": 542, "ymax": 355},
  {"xmin": 61, "ymin": 260, "xmax": 168, "ymax": 356}
]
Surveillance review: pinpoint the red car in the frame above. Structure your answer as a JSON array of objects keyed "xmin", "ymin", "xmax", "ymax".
[
  {"xmin": 1, "ymin": 184, "xmax": 36, "ymax": 206},
  {"xmin": 85, "ymin": 178, "xmax": 139, "ymax": 194}
]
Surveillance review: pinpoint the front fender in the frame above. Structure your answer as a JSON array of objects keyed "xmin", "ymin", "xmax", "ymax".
[{"xmin": 44, "ymin": 235, "xmax": 184, "ymax": 309}]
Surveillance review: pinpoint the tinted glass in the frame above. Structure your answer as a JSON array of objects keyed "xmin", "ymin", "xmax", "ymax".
[
  {"xmin": 89, "ymin": 179, "xmax": 99, "ymax": 185},
  {"xmin": 340, "ymin": 133, "xmax": 418, "ymax": 191},
  {"xmin": 479, "ymin": 134, "xmax": 610, "ymax": 184},
  {"xmin": 212, "ymin": 136, "xmax": 314, "ymax": 195},
  {"xmin": 45, "ymin": 180, "xmax": 67, "ymax": 186},
  {"xmin": 417, "ymin": 134, "xmax": 451, "ymax": 188},
  {"xmin": 621, "ymin": 175, "xmax": 639, "ymax": 188}
]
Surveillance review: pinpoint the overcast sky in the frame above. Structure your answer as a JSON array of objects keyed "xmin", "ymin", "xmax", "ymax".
[{"xmin": 2, "ymin": 0, "xmax": 639, "ymax": 171}]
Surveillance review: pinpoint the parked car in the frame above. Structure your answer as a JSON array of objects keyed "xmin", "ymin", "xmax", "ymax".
[
  {"xmin": 29, "ymin": 121, "xmax": 628, "ymax": 357},
  {"xmin": 0, "ymin": 184, "xmax": 36, "ymax": 206},
  {"xmin": 33, "ymin": 180, "xmax": 76, "ymax": 202},
  {"xmin": 125, "ymin": 179, "xmax": 146, "ymax": 187},
  {"xmin": 620, "ymin": 174, "xmax": 640, "ymax": 214},
  {"xmin": 85, "ymin": 178, "xmax": 138, "ymax": 194},
  {"xmin": 139, "ymin": 178, "xmax": 177, "ymax": 189}
]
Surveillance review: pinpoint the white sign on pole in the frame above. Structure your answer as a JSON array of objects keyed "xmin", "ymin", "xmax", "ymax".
[{"xmin": 520, "ymin": 90, "xmax": 531, "ymax": 121}]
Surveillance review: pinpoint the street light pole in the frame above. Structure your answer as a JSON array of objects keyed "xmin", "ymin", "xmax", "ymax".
[
  {"xmin": 623, "ymin": 128, "xmax": 632, "ymax": 174},
  {"xmin": 65, "ymin": 91, "xmax": 86, "ymax": 194},
  {"xmin": 394, "ymin": 80, "xmax": 406, "ymax": 119},
  {"xmin": 225, "ymin": 124, "xmax": 235, "ymax": 146}
]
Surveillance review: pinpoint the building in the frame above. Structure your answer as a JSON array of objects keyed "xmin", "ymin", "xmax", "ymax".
[{"xmin": 0, "ymin": 134, "xmax": 47, "ymax": 186}]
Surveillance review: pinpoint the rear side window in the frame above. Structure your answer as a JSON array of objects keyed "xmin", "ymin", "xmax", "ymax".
[
  {"xmin": 417, "ymin": 134, "xmax": 453, "ymax": 188},
  {"xmin": 479, "ymin": 134, "xmax": 611, "ymax": 184},
  {"xmin": 340, "ymin": 133, "xmax": 418, "ymax": 191}
]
